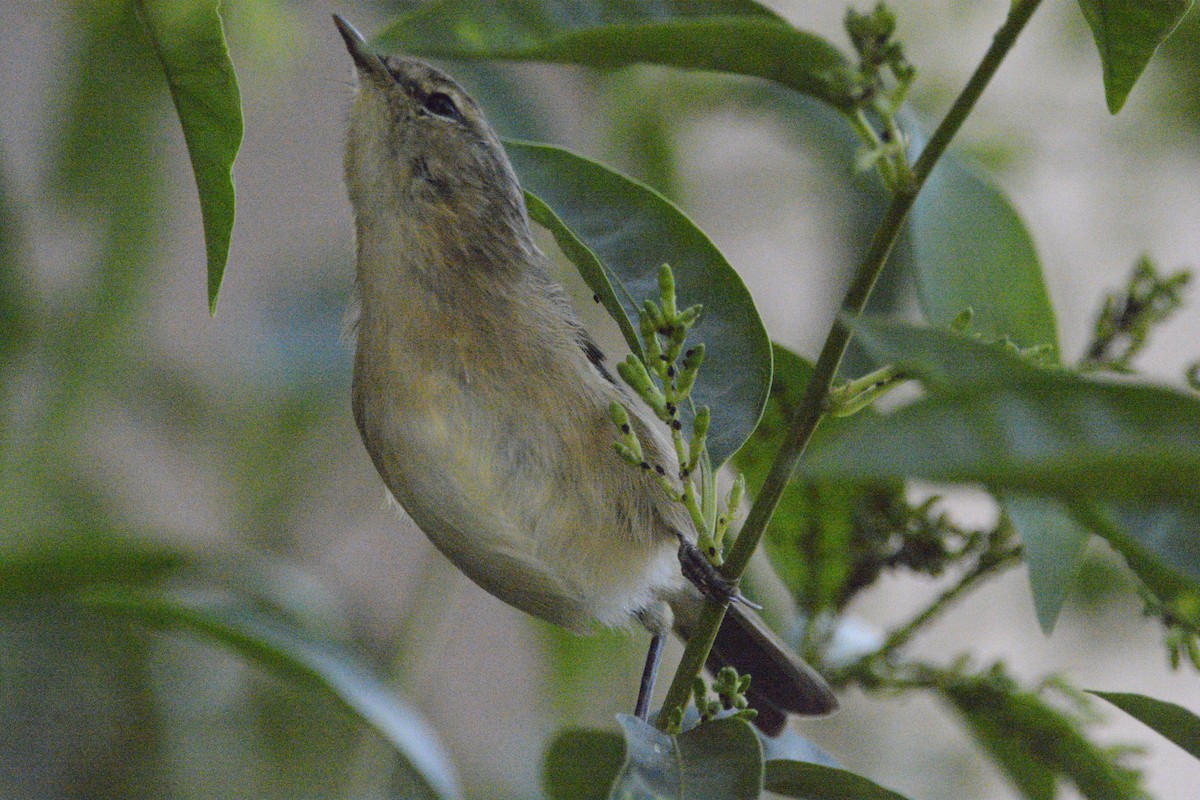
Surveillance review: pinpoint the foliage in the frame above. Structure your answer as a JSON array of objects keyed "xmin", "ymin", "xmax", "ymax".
[{"xmin": 3, "ymin": 0, "xmax": 1200, "ymax": 798}]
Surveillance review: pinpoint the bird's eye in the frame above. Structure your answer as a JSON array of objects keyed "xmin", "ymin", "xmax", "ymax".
[{"xmin": 423, "ymin": 92, "xmax": 461, "ymax": 120}]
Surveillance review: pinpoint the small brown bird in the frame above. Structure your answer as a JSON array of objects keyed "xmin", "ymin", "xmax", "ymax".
[{"xmin": 334, "ymin": 14, "xmax": 835, "ymax": 732}]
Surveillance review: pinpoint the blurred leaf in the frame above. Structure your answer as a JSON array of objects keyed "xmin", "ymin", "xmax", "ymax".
[
  {"xmin": 506, "ymin": 141, "xmax": 771, "ymax": 467},
  {"xmin": 910, "ymin": 155, "xmax": 1058, "ymax": 351},
  {"xmin": 76, "ymin": 586, "xmax": 460, "ymax": 800},
  {"xmin": 135, "ymin": 0, "xmax": 243, "ymax": 313},
  {"xmin": 1002, "ymin": 495, "xmax": 1090, "ymax": 634},
  {"xmin": 544, "ymin": 728, "xmax": 626, "ymax": 800},
  {"xmin": 0, "ymin": 152, "xmax": 26, "ymax": 368},
  {"xmin": 374, "ymin": 0, "xmax": 856, "ymax": 111},
  {"xmin": 1088, "ymin": 691, "xmax": 1200, "ymax": 759},
  {"xmin": 0, "ymin": 541, "xmax": 185, "ymax": 600},
  {"xmin": 1077, "ymin": 0, "xmax": 1194, "ymax": 113},
  {"xmin": 763, "ymin": 760, "xmax": 915, "ymax": 800},
  {"xmin": 606, "ymin": 715, "xmax": 762, "ymax": 800},
  {"xmin": 812, "ymin": 319, "xmax": 1200, "ymax": 619},
  {"xmin": 805, "ymin": 320, "xmax": 1200, "ymax": 514},
  {"xmin": 939, "ymin": 668, "xmax": 1144, "ymax": 800}
]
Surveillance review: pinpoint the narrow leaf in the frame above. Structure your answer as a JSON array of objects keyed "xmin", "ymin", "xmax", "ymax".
[
  {"xmin": 1002, "ymin": 495, "xmax": 1090, "ymax": 634},
  {"xmin": 136, "ymin": 0, "xmax": 243, "ymax": 312},
  {"xmin": 375, "ymin": 0, "xmax": 856, "ymax": 110},
  {"xmin": 1077, "ymin": 0, "xmax": 1194, "ymax": 113},
  {"xmin": 1088, "ymin": 691, "xmax": 1200, "ymax": 760},
  {"xmin": 76, "ymin": 586, "xmax": 460, "ymax": 800},
  {"xmin": 506, "ymin": 141, "xmax": 772, "ymax": 467},
  {"xmin": 910, "ymin": 155, "xmax": 1058, "ymax": 351},
  {"xmin": 763, "ymin": 760, "xmax": 916, "ymax": 800}
]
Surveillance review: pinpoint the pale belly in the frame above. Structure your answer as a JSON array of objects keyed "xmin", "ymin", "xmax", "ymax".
[{"xmin": 352, "ymin": 355, "xmax": 683, "ymax": 631}]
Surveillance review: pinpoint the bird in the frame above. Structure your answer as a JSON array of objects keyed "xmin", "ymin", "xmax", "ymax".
[{"xmin": 333, "ymin": 14, "xmax": 835, "ymax": 733}]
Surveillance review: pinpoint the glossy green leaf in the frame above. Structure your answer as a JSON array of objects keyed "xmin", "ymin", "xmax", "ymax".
[
  {"xmin": 76, "ymin": 586, "xmax": 460, "ymax": 800},
  {"xmin": 763, "ymin": 760, "xmax": 915, "ymax": 800},
  {"xmin": 506, "ymin": 141, "xmax": 771, "ymax": 467},
  {"xmin": 1088, "ymin": 691, "xmax": 1200, "ymax": 760},
  {"xmin": 605, "ymin": 715, "xmax": 762, "ymax": 800},
  {"xmin": 1077, "ymin": 0, "xmax": 1194, "ymax": 113},
  {"xmin": 1002, "ymin": 495, "xmax": 1090, "ymax": 634},
  {"xmin": 136, "ymin": 0, "xmax": 243, "ymax": 312},
  {"xmin": 544, "ymin": 728, "xmax": 626, "ymax": 800},
  {"xmin": 375, "ymin": 1, "xmax": 856, "ymax": 110},
  {"xmin": 910, "ymin": 155, "xmax": 1058, "ymax": 351},
  {"xmin": 940, "ymin": 670, "xmax": 1144, "ymax": 800}
]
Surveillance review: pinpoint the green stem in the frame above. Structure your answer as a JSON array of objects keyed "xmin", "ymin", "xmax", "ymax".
[{"xmin": 656, "ymin": 0, "xmax": 1045, "ymax": 728}]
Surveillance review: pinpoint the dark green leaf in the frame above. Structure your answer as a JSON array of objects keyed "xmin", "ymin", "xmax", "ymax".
[
  {"xmin": 0, "ymin": 541, "xmax": 185, "ymax": 601},
  {"xmin": 544, "ymin": 728, "xmax": 625, "ymax": 800},
  {"xmin": 939, "ymin": 670, "xmax": 1144, "ymax": 800},
  {"xmin": 812, "ymin": 319, "xmax": 1200, "ymax": 610},
  {"xmin": 1001, "ymin": 495, "xmax": 1090, "ymax": 634},
  {"xmin": 506, "ymin": 141, "xmax": 771, "ymax": 467},
  {"xmin": 374, "ymin": 0, "xmax": 856, "ymax": 110},
  {"xmin": 806, "ymin": 324, "xmax": 1200, "ymax": 507},
  {"xmin": 1077, "ymin": 0, "xmax": 1195, "ymax": 113},
  {"xmin": 136, "ymin": 0, "xmax": 243, "ymax": 312},
  {"xmin": 763, "ymin": 760, "xmax": 915, "ymax": 800},
  {"xmin": 75, "ymin": 586, "xmax": 460, "ymax": 800},
  {"xmin": 910, "ymin": 155, "xmax": 1058, "ymax": 351},
  {"xmin": 607, "ymin": 715, "xmax": 762, "ymax": 800},
  {"xmin": 1088, "ymin": 691, "xmax": 1200, "ymax": 760}
]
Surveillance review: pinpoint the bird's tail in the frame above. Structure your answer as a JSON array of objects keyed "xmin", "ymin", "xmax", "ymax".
[{"xmin": 672, "ymin": 593, "xmax": 837, "ymax": 735}]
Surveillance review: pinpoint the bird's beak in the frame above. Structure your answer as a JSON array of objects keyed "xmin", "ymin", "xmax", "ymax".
[{"xmin": 333, "ymin": 15, "xmax": 390, "ymax": 82}]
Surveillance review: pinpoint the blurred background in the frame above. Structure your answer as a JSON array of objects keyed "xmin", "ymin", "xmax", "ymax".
[{"xmin": 1, "ymin": 1, "xmax": 1198, "ymax": 798}]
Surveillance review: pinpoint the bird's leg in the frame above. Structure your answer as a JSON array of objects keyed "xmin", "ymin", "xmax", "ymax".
[
  {"xmin": 676, "ymin": 535, "xmax": 761, "ymax": 609},
  {"xmin": 635, "ymin": 632, "xmax": 666, "ymax": 721}
]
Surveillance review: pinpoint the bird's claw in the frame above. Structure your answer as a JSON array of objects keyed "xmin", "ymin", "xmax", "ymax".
[{"xmin": 677, "ymin": 538, "xmax": 761, "ymax": 610}]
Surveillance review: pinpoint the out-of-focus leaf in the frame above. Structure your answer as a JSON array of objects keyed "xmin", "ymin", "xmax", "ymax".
[
  {"xmin": 1002, "ymin": 495, "xmax": 1090, "ymax": 634},
  {"xmin": 607, "ymin": 715, "xmax": 762, "ymax": 800},
  {"xmin": 135, "ymin": 0, "xmax": 243, "ymax": 312},
  {"xmin": 1088, "ymin": 691, "xmax": 1200, "ymax": 760},
  {"xmin": 1076, "ymin": 0, "xmax": 1194, "ymax": 113},
  {"xmin": 763, "ymin": 760, "xmax": 915, "ymax": 800},
  {"xmin": 543, "ymin": 728, "xmax": 625, "ymax": 800},
  {"xmin": 910, "ymin": 155, "xmax": 1058, "ymax": 351},
  {"xmin": 506, "ymin": 141, "xmax": 771, "ymax": 467},
  {"xmin": 0, "ymin": 152, "xmax": 26, "ymax": 367},
  {"xmin": 939, "ymin": 669, "xmax": 1144, "ymax": 800},
  {"xmin": 0, "ymin": 542, "xmax": 185, "ymax": 600},
  {"xmin": 374, "ymin": 0, "xmax": 856, "ymax": 111},
  {"xmin": 76, "ymin": 586, "xmax": 460, "ymax": 800}
]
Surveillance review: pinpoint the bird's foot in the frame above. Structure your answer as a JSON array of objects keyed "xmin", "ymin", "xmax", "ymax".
[{"xmin": 677, "ymin": 538, "xmax": 761, "ymax": 609}]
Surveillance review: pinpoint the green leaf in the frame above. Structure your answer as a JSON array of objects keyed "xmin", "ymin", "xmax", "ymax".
[
  {"xmin": 607, "ymin": 715, "xmax": 762, "ymax": 800},
  {"xmin": 76, "ymin": 586, "xmax": 460, "ymax": 800},
  {"xmin": 808, "ymin": 321, "xmax": 1200, "ymax": 506},
  {"xmin": 136, "ymin": 0, "xmax": 243, "ymax": 313},
  {"xmin": 910, "ymin": 155, "xmax": 1058, "ymax": 351},
  {"xmin": 1077, "ymin": 0, "xmax": 1195, "ymax": 113},
  {"xmin": 763, "ymin": 760, "xmax": 916, "ymax": 800},
  {"xmin": 1001, "ymin": 495, "xmax": 1090, "ymax": 634},
  {"xmin": 506, "ymin": 141, "xmax": 771, "ymax": 467},
  {"xmin": 544, "ymin": 728, "xmax": 626, "ymax": 800},
  {"xmin": 0, "ymin": 541, "xmax": 185, "ymax": 600},
  {"xmin": 374, "ymin": 0, "xmax": 856, "ymax": 110},
  {"xmin": 1088, "ymin": 691, "xmax": 1200, "ymax": 760},
  {"xmin": 939, "ymin": 669, "xmax": 1144, "ymax": 800},
  {"xmin": 810, "ymin": 319, "xmax": 1200, "ymax": 611}
]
